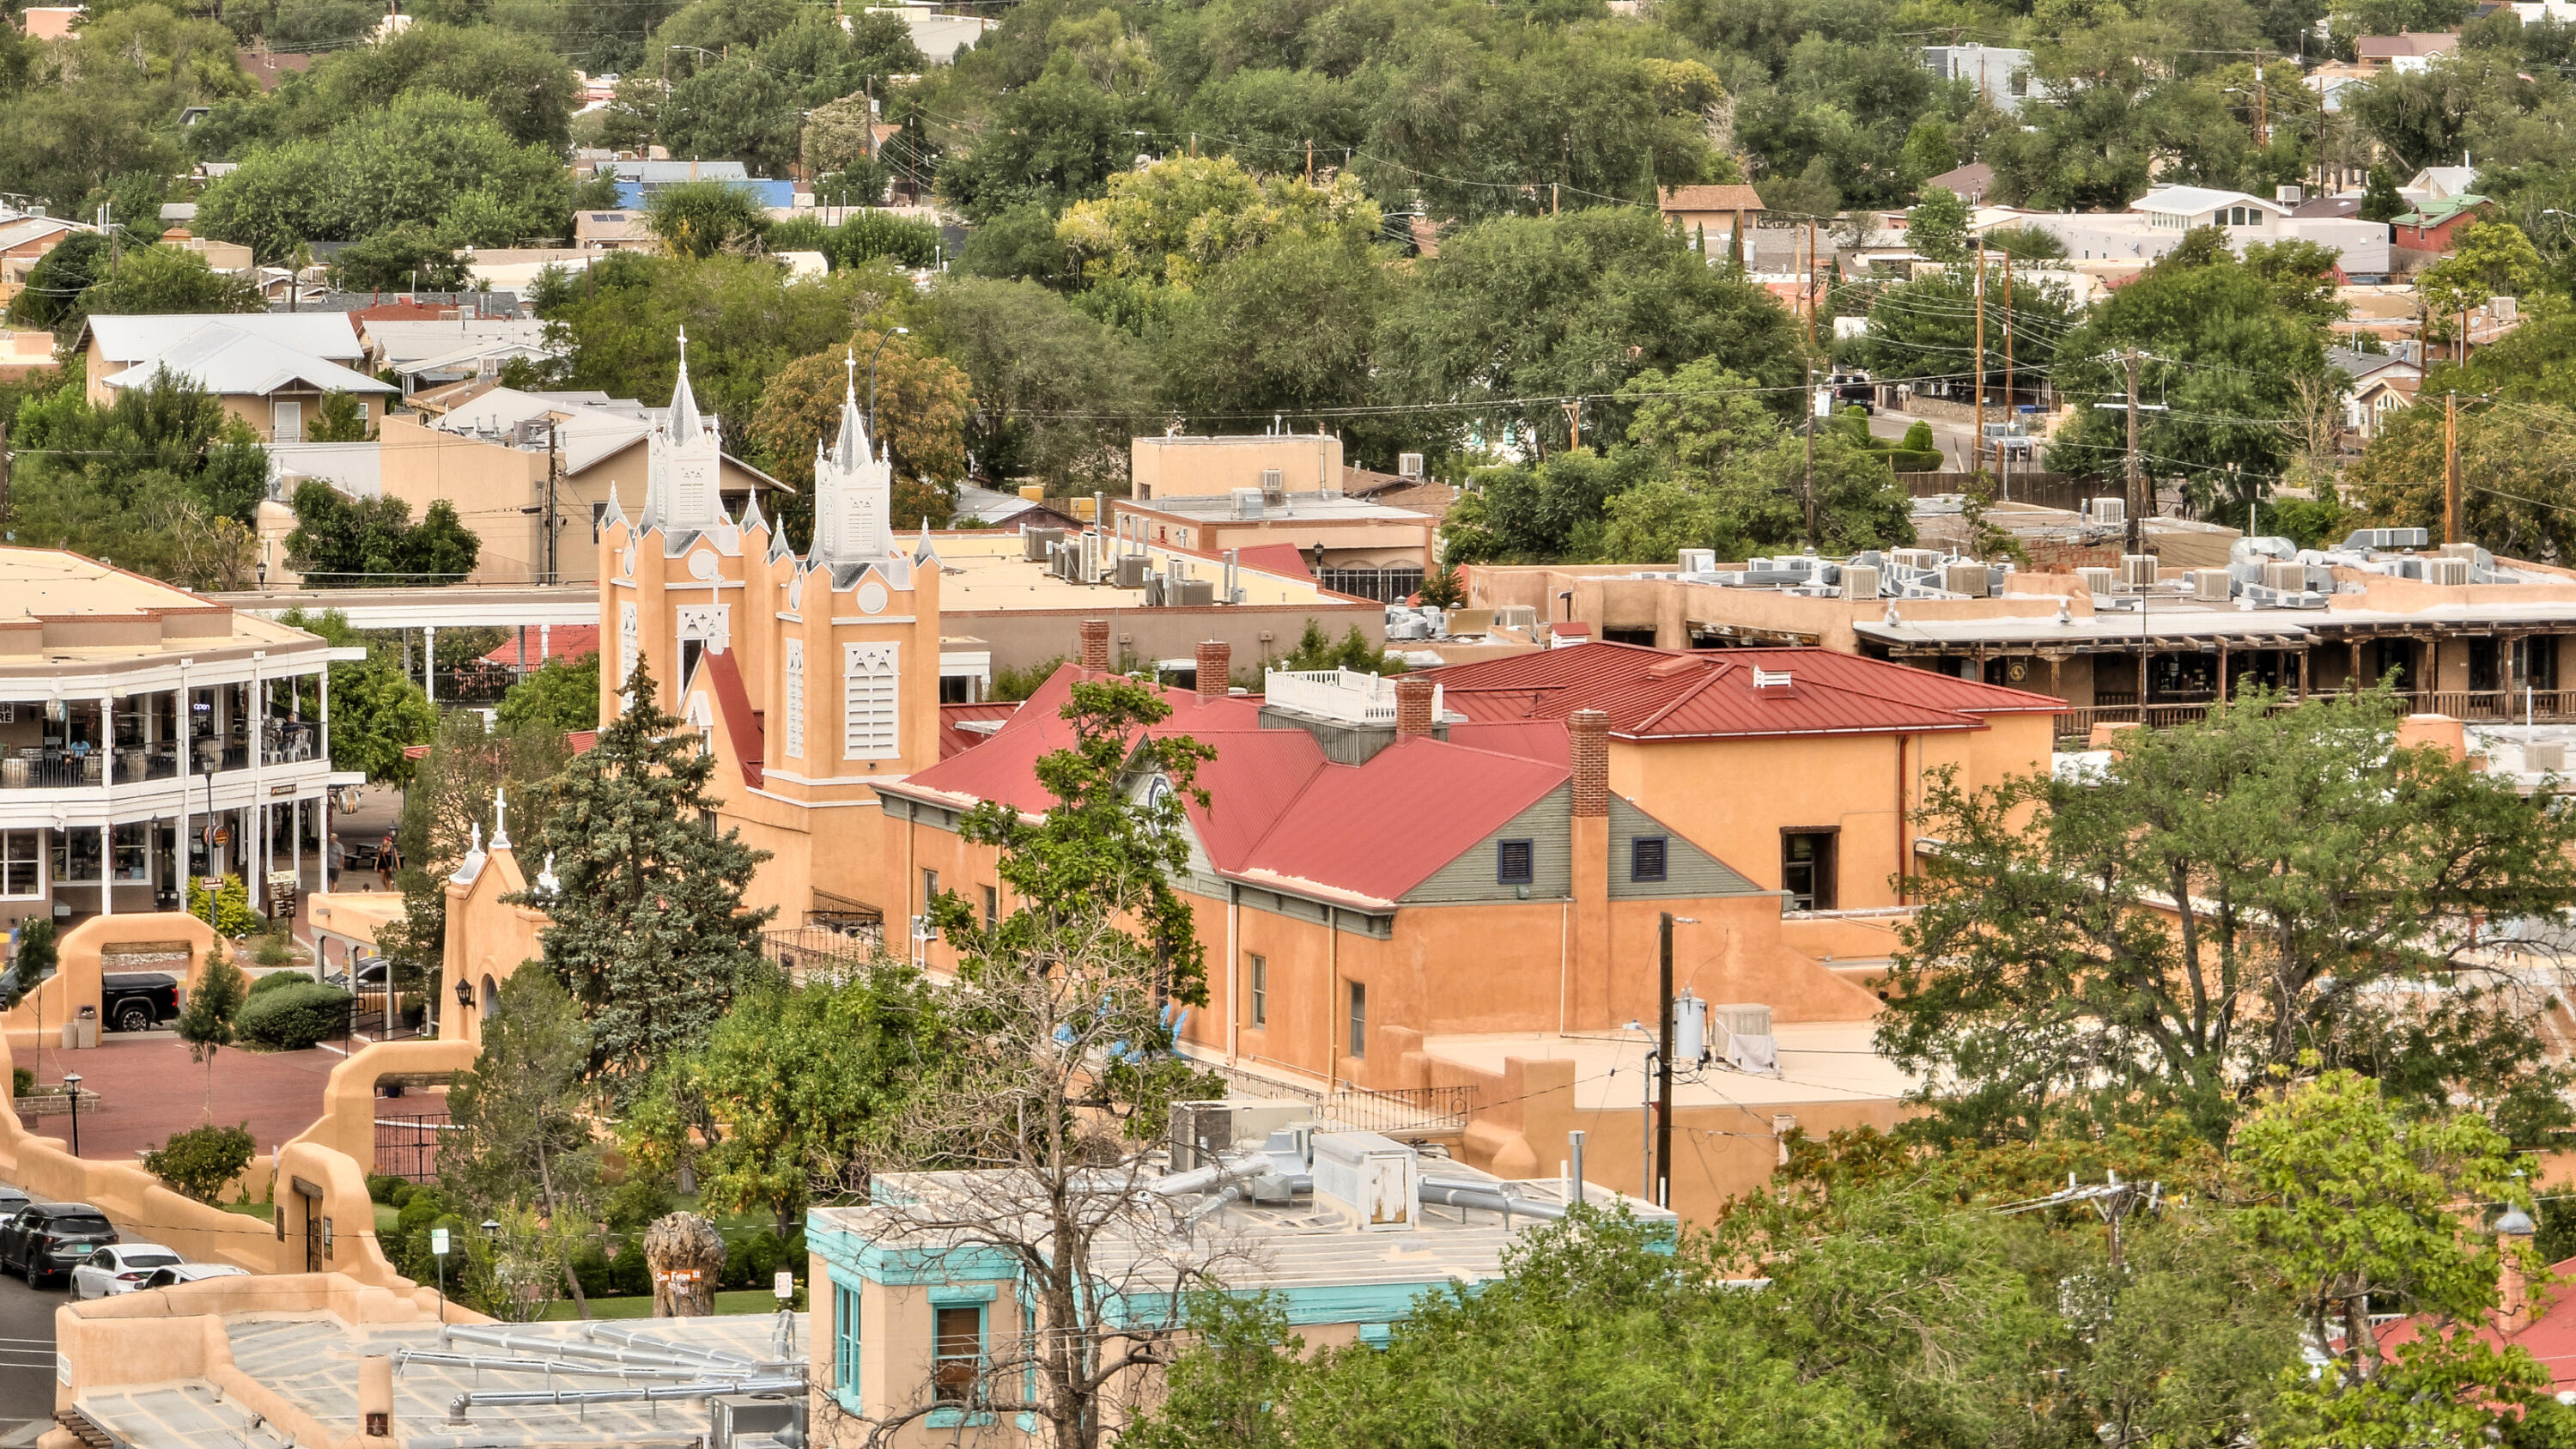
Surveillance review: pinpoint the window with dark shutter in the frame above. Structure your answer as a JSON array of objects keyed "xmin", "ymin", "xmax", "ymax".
[
  {"xmin": 1497, "ymin": 839, "xmax": 1534, "ymax": 885},
  {"xmin": 1631, "ymin": 837, "xmax": 1668, "ymax": 883}
]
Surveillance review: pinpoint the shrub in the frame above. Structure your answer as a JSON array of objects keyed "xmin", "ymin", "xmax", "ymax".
[
  {"xmin": 251, "ymin": 932, "xmax": 295, "ymax": 966},
  {"xmin": 144, "ymin": 1123, "xmax": 256, "ymax": 1202},
  {"xmin": 10, "ymin": 1068, "xmax": 29, "ymax": 1099},
  {"xmin": 235, "ymin": 980, "xmax": 355, "ymax": 1050},
  {"xmin": 247, "ymin": 970, "xmax": 311, "ymax": 997},
  {"xmin": 188, "ymin": 876, "xmax": 260, "ymax": 937}
]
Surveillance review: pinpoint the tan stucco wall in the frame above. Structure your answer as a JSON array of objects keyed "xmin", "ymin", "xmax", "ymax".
[
  {"xmin": 1131, "ymin": 435, "xmax": 1343, "ymax": 501},
  {"xmin": 3, "ymin": 911, "xmax": 218, "ymax": 1051}
]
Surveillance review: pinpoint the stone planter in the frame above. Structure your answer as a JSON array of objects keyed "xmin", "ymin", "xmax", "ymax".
[{"xmin": 13, "ymin": 1088, "xmax": 102, "ymax": 1118}]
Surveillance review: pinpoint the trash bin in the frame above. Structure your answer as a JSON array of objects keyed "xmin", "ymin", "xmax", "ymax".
[{"xmin": 64, "ymin": 1006, "xmax": 99, "ymax": 1050}]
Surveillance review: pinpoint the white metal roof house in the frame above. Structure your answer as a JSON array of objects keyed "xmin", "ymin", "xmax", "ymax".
[{"xmin": 80, "ymin": 316, "xmax": 394, "ymax": 442}]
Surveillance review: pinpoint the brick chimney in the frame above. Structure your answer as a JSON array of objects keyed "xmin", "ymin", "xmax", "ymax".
[
  {"xmin": 1569, "ymin": 709, "xmax": 1609, "ymax": 817},
  {"xmin": 2499, "ymin": 1205, "xmax": 2539, "ymax": 1331},
  {"xmin": 1195, "ymin": 641, "xmax": 1230, "ymax": 700},
  {"xmin": 1394, "ymin": 675, "xmax": 1436, "ymax": 737},
  {"xmin": 1078, "ymin": 618, "xmax": 1111, "ymax": 674}
]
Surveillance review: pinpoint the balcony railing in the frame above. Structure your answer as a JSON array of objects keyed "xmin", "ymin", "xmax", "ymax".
[
  {"xmin": 2053, "ymin": 690, "xmax": 2576, "ymax": 741},
  {"xmin": 0, "ymin": 724, "xmax": 320, "ymax": 789}
]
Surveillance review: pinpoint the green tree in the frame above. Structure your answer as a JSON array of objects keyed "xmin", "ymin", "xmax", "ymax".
[
  {"xmin": 495, "ymin": 651, "xmax": 602, "ymax": 735},
  {"xmin": 374, "ymin": 709, "xmax": 569, "ymax": 1017},
  {"xmin": 304, "ymin": 21, "xmax": 581, "ymax": 149},
  {"xmin": 2360, "ymin": 162, "xmax": 2407, "ymax": 222},
  {"xmin": 1616, "ymin": 360, "xmax": 1786, "ymax": 478},
  {"xmin": 1884, "ymin": 688, "xmax": 2576, "ymax": 1146},
  {"xmin": 643, "ymin": 180, "xmax": 772, "ymax": 259},
  {"xmin": 173, "ymin": 957, "xmax": 246, "ymax": 1123},
  {"xmin": 914, "ymin": 276, "xmax": 1155, "ymax": 490},
  {"xmin": 2242, "ymin": 1072, "xmax": 2576, "ymax": 1446},
  {"xmin": 4, "ymin": 920, "xmax": 58, "ymax": 1009},
  {"xmin": 1155, "ymin": 231, "xmax": 1391, "ymax": 427},
  {"xmin": 626, "ymin": 961, "xmax": 939, "ymax": 1238},
  {"xmin": 1279, "ymin": 620, "xmax": 1406, "ymax": 676},
  {"xmin": 284, "ymin": 481, "xmax": 480, "ymax": 588},
  {"xmin": 659, "ymin": 61, "xmax": 801, "ymax": 178},
  {"xmin": 80, "ymin": 247, "xmax": 266, "ymax": 318},
  {"xmin": 508, "ymin": 663, "xmax": 774, "ymax": 1099},
  {"xmin": 143, "ymin": 1123, "xmax": 255, "ymax": 1203},
  {"xmin": 1906, "ymin": 186, "xmax": 1971, "ymax": 263},
  {"xmin": 307, "ymin": 391, "xmax": 375, "ymax": 443},
  {"xmin": 2419, "ymin": 220, "xmax": 2550, "ymax": 322},
  {"xmin": 443, "ymin": 968, "xmax": 598, "ymax": 1317},
  {"xmin": 4, "ymin": 232, "xmax": 110, "ymax": 329}
]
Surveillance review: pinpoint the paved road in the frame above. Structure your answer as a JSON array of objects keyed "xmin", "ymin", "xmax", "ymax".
[
  {"xmin": 1867, "ymin": 407, "xmax": 1983, "ymax": 470},
  {"xmin": 0, "ymin": 1227, "xmax": 61, "ymax": 1438}
]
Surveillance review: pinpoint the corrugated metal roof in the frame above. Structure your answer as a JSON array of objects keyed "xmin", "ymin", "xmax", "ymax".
[{"xmin": 1425, "ymin": 642, "xmax": 2062, "ymax": 739}]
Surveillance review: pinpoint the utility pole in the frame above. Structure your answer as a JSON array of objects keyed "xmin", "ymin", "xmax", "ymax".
[
  {"xmin": 1804, "ymin": 218, "xmax": 1819, "ymax": 349},
  {"xmin": 1973, "ymin": 237, "xmax": 1987, "ymax": 477},
  {"xmin": 545, "ymin": 422, "xmax": 562, "ymax": 584},
  {"xmin": 1804, "ymin": 360, "xmax": 1820, "ymax": 546},
  {"xmin": 2123, "ymin": 350, "xmax": 2145, "ymax": 554},
  {"xmin": 1656, "ymin": 911, "xmax": 1676, "ymax": 1212},
  {"xmin": 1304, "ymin": 138, "xmax": 1313, "ymax": 182},
  {"xmin": 2445, "ymin": 389, "xmax": 2462, "ymax": 545}
]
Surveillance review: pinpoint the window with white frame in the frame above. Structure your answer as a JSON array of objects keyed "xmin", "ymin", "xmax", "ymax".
[
  {"xmin": 784, "ymin": 640, "xmax": 805, "ymax": 758},
  {"xmin": 843, "ymin": 642, "xmax": 900, "ymax": 758},
  {"xmin": 0, "ymin": 831, "xmax": 40, "ymax": 898}
]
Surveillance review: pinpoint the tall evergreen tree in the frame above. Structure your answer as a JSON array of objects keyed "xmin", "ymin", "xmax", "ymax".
[{"xmin": 509, "ymin": 662, "xmax": 773, "ymax": 1100}]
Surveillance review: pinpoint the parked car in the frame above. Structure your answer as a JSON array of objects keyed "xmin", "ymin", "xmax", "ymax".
[
  {"xmin": 0, "ymin": 1185, "xmax": 30, "ymax": 1219},
  {"xmin": 70, "ymin": 1243, "xmax": 182, "ymax": 1300},
  {"xmin": 0, "ymin": 1202, "xmax": 119, "ymax": 1288},
  {"xmin": 140, "ymin": 1263, "xmax": 250, "ymax": 1291},
  {"xmin": 323, "ymin": 956, "xmax": 389, "ymax": 993},
  {"xmin": 102, "ymin": 971, "xmax": 180, "ymax": 1033}
]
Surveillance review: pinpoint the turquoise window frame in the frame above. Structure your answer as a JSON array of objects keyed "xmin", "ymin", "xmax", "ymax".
[
  {"xmin": 832, "ymin": 1278, "xmax": 862, "ymax": 1411},
  {"xmin": 927, "ymin": 1293, "xmax": 993, "ymax": 1429}
]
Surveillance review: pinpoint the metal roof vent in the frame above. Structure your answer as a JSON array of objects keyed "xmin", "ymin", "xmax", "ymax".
[{"xmin": 1752, "ymin": 667, "xmax": 1793, "ymax": 691}]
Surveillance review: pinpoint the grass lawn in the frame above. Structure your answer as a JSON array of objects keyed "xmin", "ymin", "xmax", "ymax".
[
  {"xmin": 218, "ymin": 1201, "xmax": 273, "ymax": 1222},
  {"xmin": 536, "ymin": 1289, "xmax": 793, "ymax": 1321}
]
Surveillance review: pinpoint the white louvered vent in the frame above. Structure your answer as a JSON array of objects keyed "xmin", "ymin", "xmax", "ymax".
[
  {"xmin": 784, "ymin": 640, "xmax": 805, "ymax": 758},
  {"xmin": 843, "ymin": 642, "xmax": 900, "ymax": 759}
]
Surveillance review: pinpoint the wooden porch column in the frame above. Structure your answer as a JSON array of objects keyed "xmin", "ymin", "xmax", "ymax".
[
  {"xmin": 2298, "ymin": 647, "xmax": 2311, "ymax": 701},
  {"xmin": 2349, "ymin": 638, "xmax": 2362, "ymax": 693},
  {"xmin": 2218, "ymin": 638, "xmax": 2230, "ymax": 703}
]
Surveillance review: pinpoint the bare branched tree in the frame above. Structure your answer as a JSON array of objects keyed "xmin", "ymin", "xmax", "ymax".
[{"xmin": 823, "ymin": 676, "xmax": 1230, "ymax": 1449}]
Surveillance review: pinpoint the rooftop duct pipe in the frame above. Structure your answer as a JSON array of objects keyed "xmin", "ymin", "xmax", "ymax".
[
  {"xmin": 440, "ymin": 1325, "xmax": 725, "ymax": 1373},
  {"xmin": 446, "ymin": 1378, "xmax": 806, "ymax": 1424},
  {"xmin": 1419, "ymin": 1176, "xmax": 1569, "ymax": 1225},
  {"xmin": 582, "ymin": 1323, "xmax": 766, "ymax": 1368},
  {"xmin": 396, "ymin": 1349, "xmax": 716, "ymax": 1382}
]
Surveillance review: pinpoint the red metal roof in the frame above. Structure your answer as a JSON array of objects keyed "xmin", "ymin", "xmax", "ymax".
[
  {"xmin": 888, "ymin": 663, "xmax": 1577, "ymax": 910},
  {"xmin": 482, "ymin": 624, "xmax": 598, "ymax": 669},
  {"xmin": 1230, "ymin": 544, "xmax": 1313, "ymax": 581},
  {"xmin": 701, "ymin": 648, "xmax": 764, "ymax": 788},
  {"xmin": 939, "ymin": 700, "xmax": 1022, "ymax": 758},
  {"xmin": 1425, "ymin": 642, "xmax": 2063, "ymax": 740},
  {"xmin": 2373, "ymin": 1255, "xmax": 2576, "ymax": 1392}
]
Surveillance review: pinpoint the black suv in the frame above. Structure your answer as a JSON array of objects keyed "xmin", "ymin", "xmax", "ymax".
[
  {"xmin": 102, "ymin": 971, "xmax": 180, "ymax": 1033},
  {"xmin": 0, "ymin": 1203, "xmax": 119, "ymax": 1288}
]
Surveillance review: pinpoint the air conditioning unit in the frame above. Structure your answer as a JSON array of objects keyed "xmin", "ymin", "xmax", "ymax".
[
  {"xmin": 1398, "ymin": 453, "xmax": 1425, "ymax": 478},
  {"xmin": 1943, "ymin": 561, "xmax": 1989, "ymax": 597},
  {"xmin": 2426, "ymin": 556, "xmax": 2471, "ymax": 586},
  {"xmin": 1168, "ymin": 1101, "xmax": 1233, "ymax": 1172},
  {"xmin": 1260, "ymin": 468, "xmax": 1285, "ymax": 504},
  {"xmin": 1232, "ymin": 488, "xmax": 1265, "ymax": 520},
  {"xmin": 2120, "ymin": 554, "xmax": 2159, "ymax": 588},
  {"xmin": 1493, "ymin": 605, "xmax": 1539, "ymax": 630},
  {"xmin": 2531, "ymin": 742, "xmax": 2567, "ymax": 773},
  {"xmin": 709, "ymin": 1394, "xmax": 802, "ymax": 1449},
  {"xmin": 2192, "ymin": 569, "xmax": 2233, "ymax": 604},
  {"xmin": 1706, "ymin": 1002, "xmax": 1773, "ymax": 1056},
  {"xmin": 2077, "ymin": 566, "xmax": 2116, "ymax": 595},
  {"xmin": 2263, "ymin": 561, "xmax": 2310, "ymax": 594},
  {"xmin": 1842, "ymin": 564, "xmax": 1880, "ymax": 600},
  {"xmin": 1023, "ymin": 527, "xmax": 1064, "ymax": 562},
  {"xmin": 1678, "ymin": 548, "xmax": 1716, "ymax": 575},
  {"xmin": 1312, "ymin": 1132, "xmax": 1420, "ymax": 1233},
  {"xmin": 2275, "ymin": 184, "xmax": 2304, "ymax": 204},
  {"xmin": 2087, "ymin": 497, "xmax": 2126, "ymax": 527},
  {"xmin": 1114, "ymin": 555, "xmax": 1151, "ymax": 589},
  {"xmin": 1174, "ymin": 580, "xmax": 1217, "ymax": 606}
]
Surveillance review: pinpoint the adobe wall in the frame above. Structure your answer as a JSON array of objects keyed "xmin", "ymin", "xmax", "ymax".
[{"xmin": 3, "ymin": 912, "xmax": 218, "ymax": 1051}]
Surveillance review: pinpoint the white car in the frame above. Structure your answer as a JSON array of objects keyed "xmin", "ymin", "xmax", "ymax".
[
  {"xmin": 70, "ymin": 1243, "xmax": 183, "ymax": 1300},
  {"xmin": 139, "ymin": 1263, "xmax": 248, "ymax": 1291}
]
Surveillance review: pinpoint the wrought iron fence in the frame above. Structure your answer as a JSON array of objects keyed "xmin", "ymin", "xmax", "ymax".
[
  {"xmin": 1188, "ymin": 1058, "xmax": 1479, "ymax": 1136},
  {"xmin": 375, "ymin": 1112, "xmax": 458, "ymax": 1183}
]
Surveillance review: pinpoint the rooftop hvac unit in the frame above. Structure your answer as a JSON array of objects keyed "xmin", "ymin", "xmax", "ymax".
[
  {"xmin": 2191, "ymin": 569, "xmax": 2233, "ymax": 604},
  {"xmin": 1141, "ymin": 576, "xmax": 1164, "ymax": 606},
  {"xmin": 1706, "ymin": 1002, "xmax": 1773, "ymax": 1056},
  {"xmin": 1891, "ymin": 548, "xmax": 1946, "ymax": 571},
  {"xmin": 1398, "ymin": 453, "xmax": 1425, "ymax": 478},
  {"xmin": 1114, "ymin": 555, "xmax": 1151, "ymax": 589},
  {"xmin": 1678, "ymin": 548, "xmax": 1716, "ymax": 575},
  {"xmin": 1943, "ymin": 561, "xmax": 1990, "ymax": 598},
  {"xmin": 2077, "ymin": 566, "xmax": 2117, "ymax": 595},
  {"xmin": 2087, "ymin": 497, "xmax": 2126, "ymax": 527},
  {"xmin": 2426, "ymin": 556, "xmax": 2471, "ymax": 586},
  {"xmin": 2532, "ymin": 741, "xmax": 2567, "ymax": 773},
  {"xmin": 1493, "ymin": 605, "xmax": 1539, "ymax": 630},
  {"xmin": 1024, "ymin": 527, "xmax": 1064, "ymax": 562},
  {"xmin": 1312, "ymin": 1131, "xmax": 1420, "ymax": 1233},
  {"xmin": 1168, "ymin": 1101, "xmax": 1233, "ymax": 1172},
  {"xmin": 2263, "ymin": 561, "xmax": 2311, "ymax": 594},
  {"xmin": 2120, "ymin": 554, "xmax": 2159, "ymax": 588},
  {"xmin": 1260, "ymin": 468, "xmax": 1286, "ymax": 504},
  {"xmin": 2276, "ymin": 184, "xmax": 2304, "ymax": 204},
  {"xmin": 1174, "ymin": 579, "xmax": 1217, "ymax": 606},
  {"xmin": 709, "ymin": 1394, "xmax": 802, "ymax": 1449},
  {"xmin": 1842, "ymin": 563, "xmax": 1880, "ymax": 600},
  {"xmin": 1232, "ymin": 487, "xmax": 1265, "ymax": 520}
]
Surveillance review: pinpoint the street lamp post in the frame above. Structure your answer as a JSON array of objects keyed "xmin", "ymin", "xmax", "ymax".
[
  {"xmin": 866, "ymin": 326, "xmax": 910, "ymax": 442},
  {"xmin": 61, "ymin": 1072, "xmax": 81, "ymax": 1157}
]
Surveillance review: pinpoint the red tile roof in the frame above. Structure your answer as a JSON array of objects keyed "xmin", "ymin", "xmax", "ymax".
[
  {"xmin": 1424, "ymin": 642, "xmax": 2063, "ymax": 740},
  {"xmin": 482, "ymin": 624, "xmax": 598, "ymax": 669},
  {"xmin": 2373, "ymin": 1256, "xmax": 2576, "ymax": 1393},
  {"xmin": 886, "ymin": 664, "xmax": 1579, "ymax": 910}
]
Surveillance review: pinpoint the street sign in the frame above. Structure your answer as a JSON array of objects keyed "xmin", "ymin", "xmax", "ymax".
[{"xmin": 431, "ymin": 1227, "xmax": 449, "ymax": 1257}]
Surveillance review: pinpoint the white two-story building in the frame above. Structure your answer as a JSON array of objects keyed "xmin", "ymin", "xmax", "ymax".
[{"xmin": 0, "ymin": 549, "xmax": 361, "ymax": 936}]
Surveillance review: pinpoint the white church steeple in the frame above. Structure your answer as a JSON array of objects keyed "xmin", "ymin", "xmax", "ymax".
[
  {"xmin": 646, "ymin": 327, "xmax": 725, "ymax": 538},
  {"xmin": 809, "ymin": 344, "xmax": 894, "ymax": 567}
]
